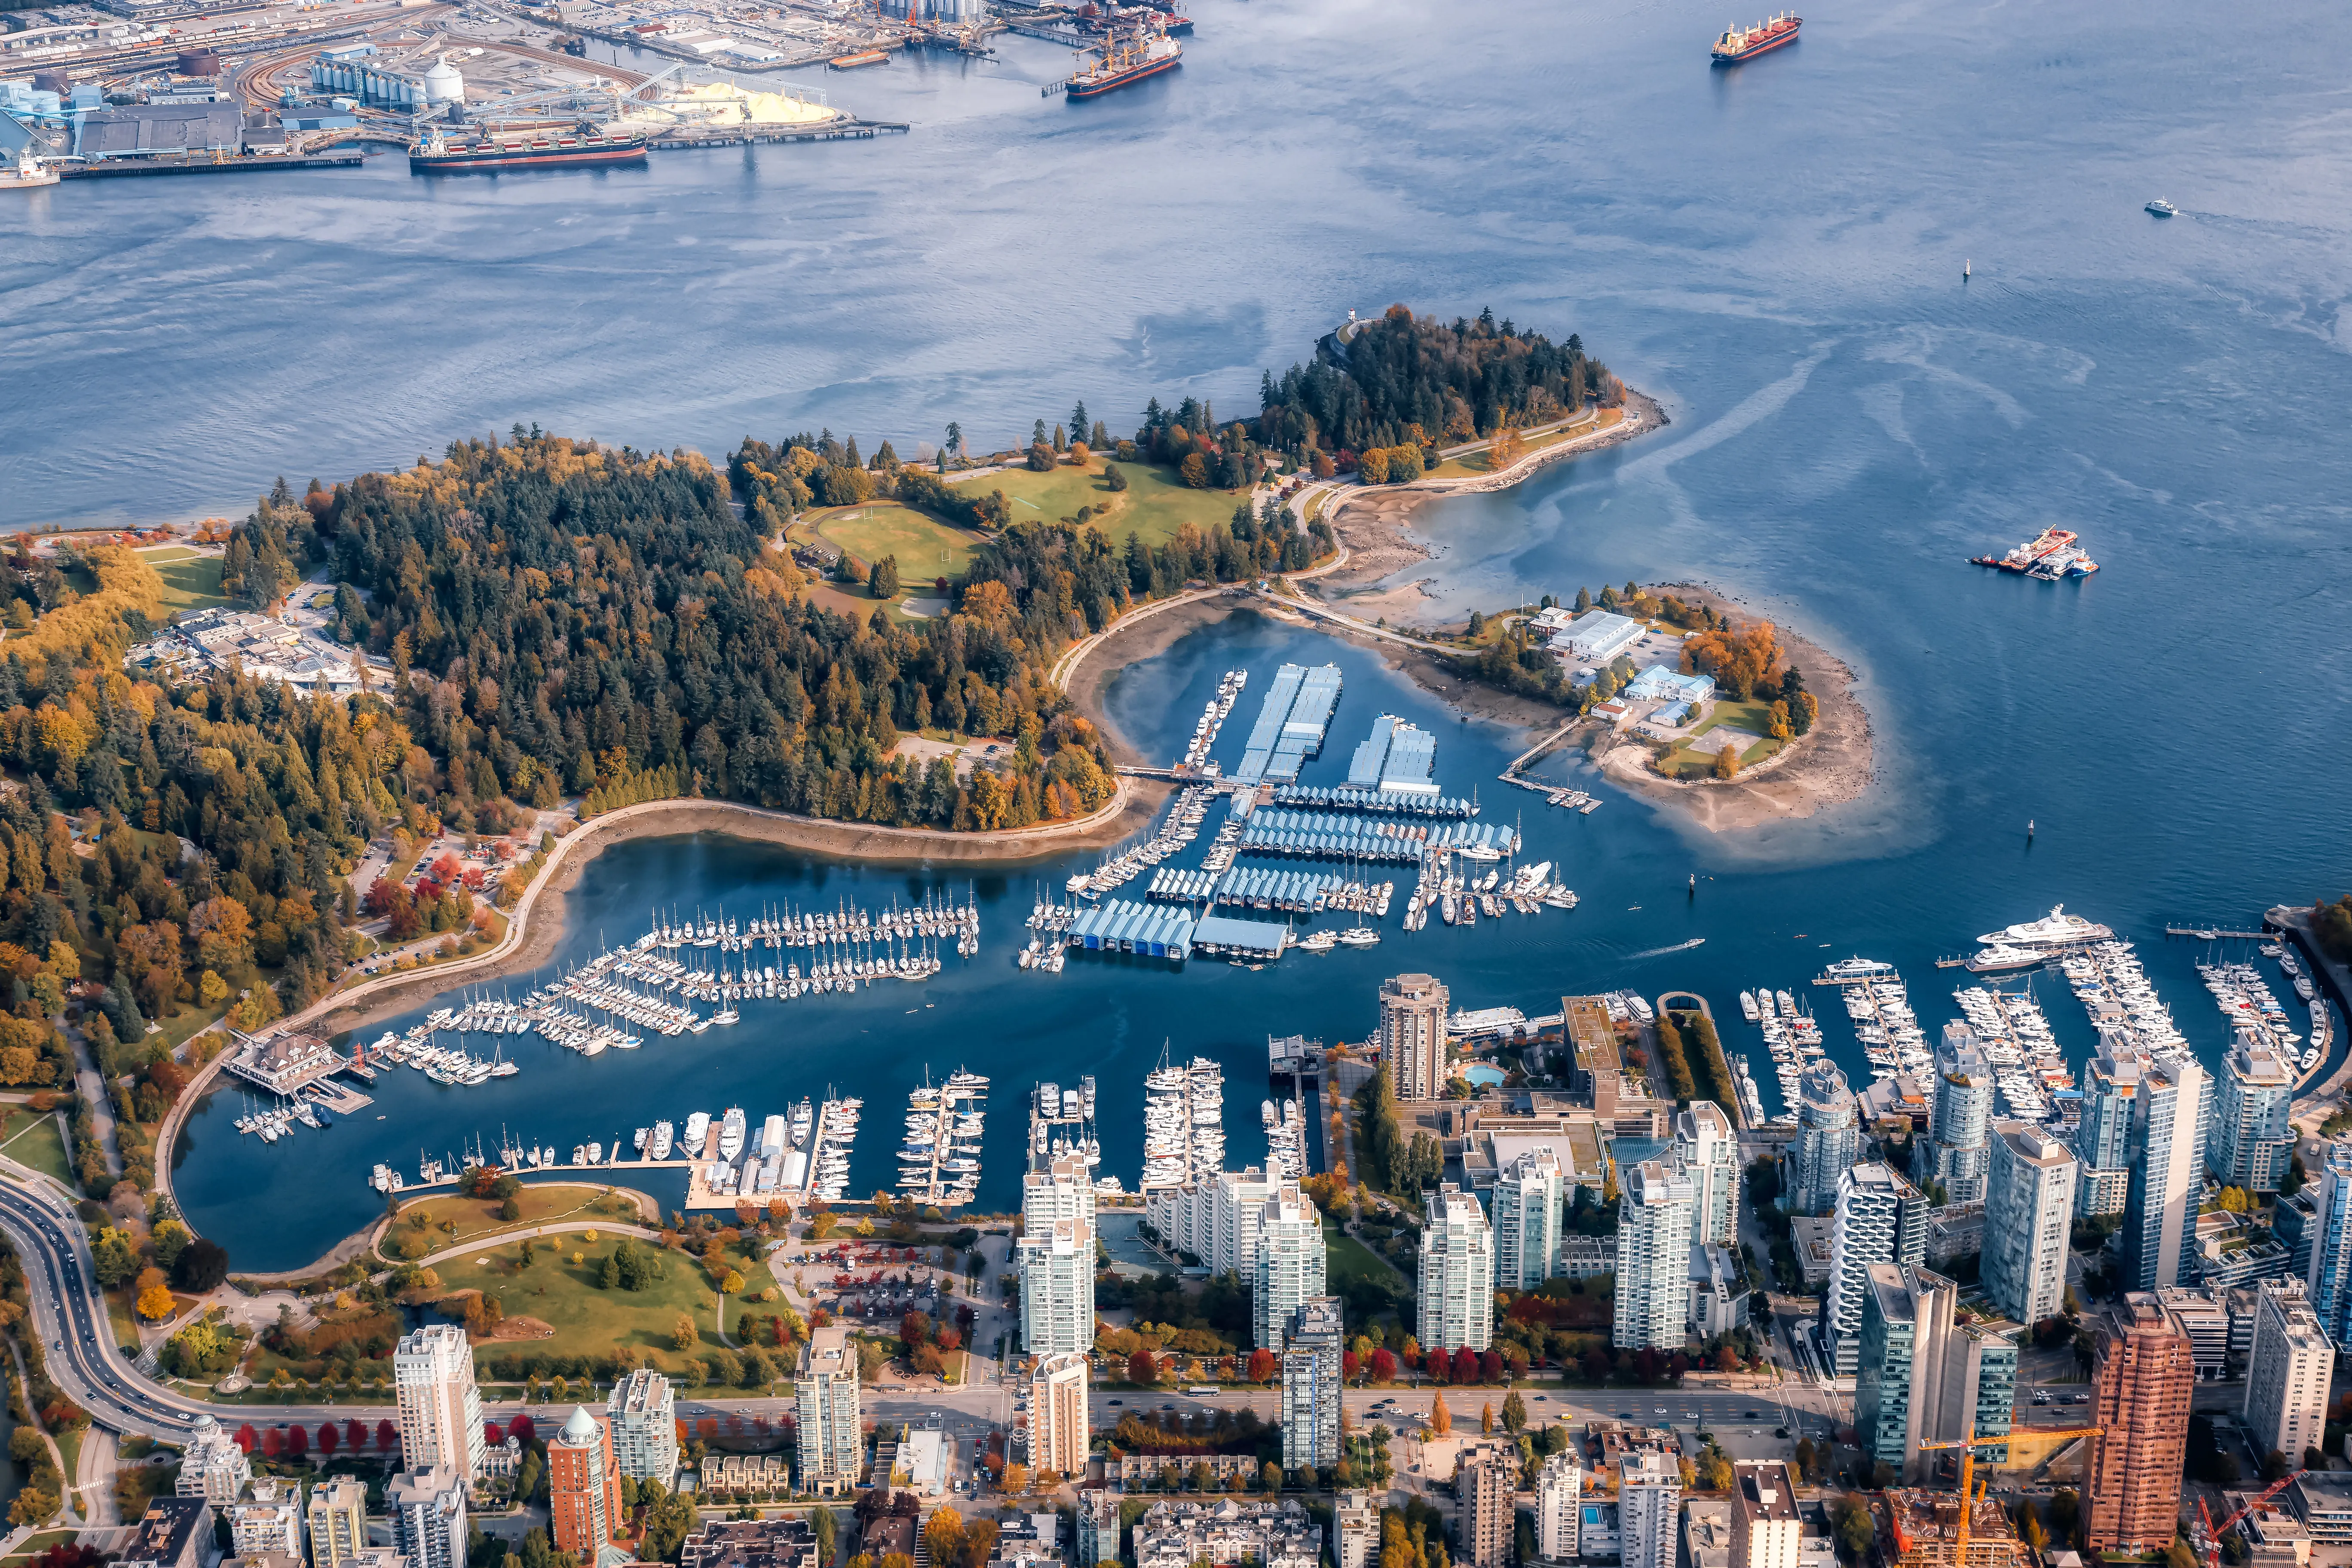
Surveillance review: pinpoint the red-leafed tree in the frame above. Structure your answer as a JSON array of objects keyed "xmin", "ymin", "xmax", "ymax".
[
  {"xmin": 1342, "ymin": 1351, "xmax": 1361, "ymax": 1381},
  {"xmin": 1480, "ymin": 1349, "xmax": 1504, "ymax": 1384},
  {"xmin": 482, "ymin": 1421, "xmax": 503, "ymax": 1446},
  {"xmin": 376, "ymin": 1418, "xmax": 398, "ymax": 1452},
  {"xmin": 1369, "ymin": 1348, "xmax": 1397, "ymax": 1383},
  {"xmin": 344, "ymin": 1418, "xmax": 368, "ymax": 1452},
  {"xmin": 316, "ymin": 1423, "xmax": 339, "ymax": 1455},
  {"xmin": 1128, "ymin": 1350, "xmax": 1156, "ymax": 1385},
  {"xmin": 1246, "ymin": 1349, "xmax": 1278, "ymax": 1385},
  {"xmin": 234, "ymin": 1423, "xmax": 259, "ymax": 1454},
  {"xmin": 508, "ymin": 1413, "xmax": 536, "ymax": 1446},
  {"xmin": 260, "ymin": 1427, "xmax": 283, "ymax": 1458},
  {"xmin": 284, "ymin": 1425, "xmax": 309, "ymax": 1459}
]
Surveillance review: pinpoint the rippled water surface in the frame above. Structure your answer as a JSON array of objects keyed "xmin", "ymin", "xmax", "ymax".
[{"xmin": 8, "ymin": 0, "xmax": 2346, "ymax": 1266}]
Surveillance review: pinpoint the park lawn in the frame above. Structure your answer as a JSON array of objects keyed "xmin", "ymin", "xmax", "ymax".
[
  {"xmin": 807, "ymin": 504, "xmax": 981, "ymax": 588},
  {"xmin": 456, "ymin": 1232, "xmax": 743, "ymax": 1375},
  {"xmin": 1656, "ymin": 699, "xmax": 1785, "ymax": 779},
  {"xmin": 0, "ymin": 1109, "xmax": 73, "ymax": 1187},
  {"xmin": 1323, "ymin": 1222, "xmax": 1399, "ymax": 1297},
  {"xmin": 383, "ymin": 1182, "xmax": 640, "ymax": 1262},
  {"xmin": 104, "ymin": 1287, "xmax": 141, "ymax": 1354},
  {"xmin": 951, "ymin": 459, "xmax": 1245, "ymax": 550},
  {"xmin": 52, "ymin": 1427, "xmax": 83, "ymax": 1518},
  {"xmin": 145, "ymin": 552, "xmax": 231, "ymax": 614},
  {"xmin": 1423, "ymin": 413, "xmax": 1600, "ymax": 480},
  {"xmin": 1, "ymin": 1530, "xmax": 79, "ymax": 1565}
]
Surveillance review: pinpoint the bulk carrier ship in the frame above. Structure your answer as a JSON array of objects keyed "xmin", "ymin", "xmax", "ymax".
[
  {"xmin": 410, "ymin": 122, "xmax": 648, "ymax": 174},
  {"xmin": 1711, "ymin": 12, "xmax": 1800, "ymax": 63},
  {"xmin": 1065, "ymin": 21, "xmax": 1181, "ymax": 98}
]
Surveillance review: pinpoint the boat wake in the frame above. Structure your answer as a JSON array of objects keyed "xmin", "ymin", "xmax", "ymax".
[{"xmin": 1629, "ymin": 937, "xmax": 1707, "ymax": 959}]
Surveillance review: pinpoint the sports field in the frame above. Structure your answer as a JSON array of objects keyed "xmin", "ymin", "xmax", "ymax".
[
  {"xmin": 808, "ymin": 504, "xmax": 981, "ymax": 588},
  {"xmin": 138, "ymin": 546, "xmax": 231, "ymax": 612},
  {"xmin": 950, "ymin": 458, "xmax": 1247, "ymax": 549}
]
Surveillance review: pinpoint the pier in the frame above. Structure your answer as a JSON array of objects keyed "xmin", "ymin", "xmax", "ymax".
[
  {"xmin": 59, "ymin": 152, "xmax": 366, "ymax": 179},
  {"xmin": 2164, "ymin": 923, "xmax": 2275, "ymax": 941},
  {"xmin": 649, "ymin": 119, "xmax": 909, "ymax": 150}
]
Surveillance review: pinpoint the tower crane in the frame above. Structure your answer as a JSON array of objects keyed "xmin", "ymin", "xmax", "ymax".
[
  {"xmin": 2194, "ymin": 1471, "xmax": 2306, "ymax": 1568},
  {"xmin": 1910, "ymin": 1418, "xmax": 2104, "ymax": 1564}
]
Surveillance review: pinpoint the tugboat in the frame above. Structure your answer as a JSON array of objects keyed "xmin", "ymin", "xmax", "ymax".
[
  {"xmin": 2145, "ymin": 199, "xmax": 2176, "ymax": 218},
  {"xmin": 1710, "ymin": 12, "xmax": 1801, "ymax": 63},
  {"xmin": 0, "ymin": 143, "xmax": 60, "ymax": 192},
  {"xmin": 1065, "ymin": 21, "xmax": 1181, "ymax": 98}
]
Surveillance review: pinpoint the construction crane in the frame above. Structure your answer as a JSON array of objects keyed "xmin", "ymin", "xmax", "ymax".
[
  {"xmin": 1914, "ymin": 1418, "xmax": 2103, "ymax": 1565},
  {"xmin": 2194, "ymin": 1471, "xmax": 2306, "ymax": 1568}
]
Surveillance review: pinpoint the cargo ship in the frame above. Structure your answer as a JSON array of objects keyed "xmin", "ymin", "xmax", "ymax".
[
  {"xmin": 408, "ymin": 123, "xmax": 647, "ymax": 174},
  {"xmin": 1969, "ymin": 526, "xmax": 2100, "ymax": 579},
  {"xmin": 829, "ymin": 49, "xmax": 890, "ymax": 68},
  {"xmin": 1711, "ymin": 11, "xmax": 1800, "ymax": 63},
  {"xmin": 1066, "ymin": 23, "xmax": 1180, "ymax": 98}
]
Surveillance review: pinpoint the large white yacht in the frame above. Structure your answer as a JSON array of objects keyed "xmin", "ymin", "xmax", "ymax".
[{"xmin": 1975, "ymin": 905, "xmax": 2112, "ymax": 949}]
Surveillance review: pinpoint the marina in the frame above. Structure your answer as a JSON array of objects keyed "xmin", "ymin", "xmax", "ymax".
[
  {"xmin": 896, "ymin": 1070, "xmax": 989, "ymax": 1208},
  {"xmin": 1139, "ymin": 1047, "xmax": 1224, "ymax": 1190}
]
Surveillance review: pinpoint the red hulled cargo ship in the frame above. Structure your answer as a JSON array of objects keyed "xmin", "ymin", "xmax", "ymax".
[
  {"xmin": 1711, "ymin": 12, "xmax": 1800, "ymax": 64},
  {"xmin": 1065, "ymin": 22, "xmax": 1180, "ymax": 99},
  {"xmin": 1969, "ymin": 526, "xmax": 2101, "ymax": 579},
  {"xmin": 409, "ymin": 124, "xmax": 648, "ymax": 174}
]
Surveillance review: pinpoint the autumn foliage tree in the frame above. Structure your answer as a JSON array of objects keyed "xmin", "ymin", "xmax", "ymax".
[
  {"xmin": 1682, "ymin": 617, "xmax": 1781, "ymax": 700},
  {"xmin": 1429, "ymin": 1393, "xmax": 1452, "ymax": 1435}
]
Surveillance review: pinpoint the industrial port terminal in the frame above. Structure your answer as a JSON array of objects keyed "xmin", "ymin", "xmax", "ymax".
[{"xmin": 1, "ymin": 0, "xmax": 1197, "ymax": 182}]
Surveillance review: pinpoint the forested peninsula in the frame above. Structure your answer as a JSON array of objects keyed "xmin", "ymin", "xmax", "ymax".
[{"xmin": 0, "ymin": 306, "xmax": 1610, "ymax": 1250}]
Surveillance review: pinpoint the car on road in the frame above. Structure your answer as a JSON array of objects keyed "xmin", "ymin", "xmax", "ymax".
[
  {"xmin": 1775, "ymin": 1427, "xmax": 1791, "ymax": 1439},
  {"xmin": 1533, "ymin": 1394, "xmax": 1547, "ymax": 1402},
  {"xmin": 1161, "ymin": 1403, "xmax": 1176, "ymax": 1411},
  {"xmin": 1655, "ymin": 1406, "xmax": 1669, "ymax": 1417},
  {"xmin": 1107, "ymin": 1400, "xmax": 1121, "ymax": 1406},
  {"xmin": 1618, "ymin": 1411, "xmax": 1635, "ymax": 1419},
  {"xmin": 1744, "ymin": 1410, "xmax": 1761, "ymax": 1419}
]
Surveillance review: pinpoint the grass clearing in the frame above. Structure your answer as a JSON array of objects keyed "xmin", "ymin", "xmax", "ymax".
[
  {"xmin": 1323, "ymin": 1221, "xmax": 1400, "ymax": 1292},
  {"xmin": 1656, "ymin": 698, "xmax": 1785, "ymax": 779},
  {"xmin": 2, "ymin": 1530, "xmax": 80, "ymax": 1565},
  {"xmin": 146, "ymin": 553, "xmax": 230, "ymax": 614},
  {"xmin": 459, "ymin": 1232, "xmax": 748, "ymax": 1375},
  {"xmin": 104, "ymin": 1288, "xmax": 141, "ymax": 1355},
  {"xmin": 52, "ymin": 1427, "xmax": 83, "ymax": 1517},
  {"xmin": 807, "ymin": 504, "xmax": 981, "ymax": 588},
  {"xmin": 0, "ymin": 1110, "xmax": 73, "ymax": 1187},
  {"xmin": 949, "ymin": 459, "xmax": 1247, "ymax": 550},
  {"xmin": 382, "ymin": 1183, "xmax": 641, "ymax": 1262}
]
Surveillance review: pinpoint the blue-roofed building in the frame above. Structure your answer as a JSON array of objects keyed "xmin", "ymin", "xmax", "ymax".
[{"xmin": 1647, "ymin": 701, "xmax": 1690, "ymax": 728}]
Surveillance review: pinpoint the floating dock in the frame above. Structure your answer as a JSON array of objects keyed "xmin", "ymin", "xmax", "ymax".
[
  {"xmin": 1062, "ymin": 899, "xmax": 1194, "ymax": 960},
  {"xmin": 1269, "ymin": 784, "xmax": 1477, "ymax": 818}
]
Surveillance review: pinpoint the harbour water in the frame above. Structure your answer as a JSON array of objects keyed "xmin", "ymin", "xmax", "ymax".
[{"xmin": 3, "ymin": 0, "xmax": 2347, "ymax": 1262}]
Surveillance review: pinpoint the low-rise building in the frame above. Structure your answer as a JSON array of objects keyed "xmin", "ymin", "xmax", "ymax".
[
  {"xmin": 1129, "ymin": 1500, "xmax": 1320, "ymax": 1568},
  {"xmin": 1691, "ymin": 1243, "xmax": 1752, "ymax": 1338},
  {"xmin": 1115, "ymin": 1453, "xmax": 1262, "ymax": 1488},
  {"xmin": 1685, "ymin": 1501, "xmax": 1735, "ymax": 1568},
  {"xmin": 2287, "ymin": 1473, "xmax": 2352, "ymax": 1560},
  {"xmin": 1790, "ymin": 1216, "xmax": 1835, "ymax": 1288},
  {"xmin": 122, "ymin": 1497, "xmax": 221, "ymax": 1568},
  {"xmin": 677, "ymin": 1518, "xmax": 821, "ymax": 1568},
  {"xmin": 227, "ymin": 1480, "xmax": 303, "ymax": 1560}
]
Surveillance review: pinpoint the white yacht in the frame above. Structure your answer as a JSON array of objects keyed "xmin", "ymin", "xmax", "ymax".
[
  {"xmin": 717, "ymin": 1108, "xmax": 747, "ymax": 1161},
  {"xmin": 1967, "ymin": 943, "xmax": 2046, "ymax": 973},
  {"xmin": 1975, "ymin": 905, "xmax": 2112, "ymax": 949},
  {"xmin": 682, "ymin": 1112, "xmax": 711, "ymax": 1157},
  {"xmin": 649, "ymin": 1121, "xmax": 674, "ymax": 1160}
]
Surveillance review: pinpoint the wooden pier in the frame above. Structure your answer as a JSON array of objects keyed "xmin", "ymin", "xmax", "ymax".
[{"xmin": 2164, "ymin": 923, "xmax": 2275, "ymax": 941}]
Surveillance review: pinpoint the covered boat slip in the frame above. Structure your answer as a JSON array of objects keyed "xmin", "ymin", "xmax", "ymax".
[
  {"xmin": 1063, "ymin": 897, "xmax": 1195, "ymax": 960},
  {"xmin": 1269, "ymin": 783, "xmax": 1478, "ymax": 818},
  {"xmin": 1231, "ymin": 663, "xmax": 1344, "ymax": 785},
  {"xmin": 1211, "ymin": 863, "xmax": 1351, "ymax": 913},
  {"xmin": 1188, "ymin": 913, "xmax": 1288, "ymax": 959},
  {"xmin": 1238, "ymin": 808, "xmax": 1518, "ymax": 863}
]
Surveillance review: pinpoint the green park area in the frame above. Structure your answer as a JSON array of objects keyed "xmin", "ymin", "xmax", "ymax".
[
  {"xmin": 137, "ymin": 546, "xmax": 231, "ymax": 613},
  {"xmin": 447, "ymin": 1229, "xmax": 743, "ymax": 1375},
  {"xmin": 952, "ymin": 457, "xmax": 1246, "ymax": 549},
  {"xmin": 1654, "ymin": 698, "xmax": 1785, "ymax": 780},
  {"xmin": 2, "ymin": 1531, "xmax": 81, "ymax": 1566},
  {"xmin": 807, "ymin": 504, "xmax": 982, "ymax": 591},
  {"xmin": 1421, "ymin": 410, "xmax": 1607, "ymax": 481},
  {"xmin": 0, "ymin": 1107, "xmax": 72, "ymax": 1186},
  {"xmin": 380, "ymin": 1182, "xmax": 643, "ymax": 1263}
]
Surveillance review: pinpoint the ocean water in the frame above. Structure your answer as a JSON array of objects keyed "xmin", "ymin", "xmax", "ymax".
[{"xmin": 6, "ymin": 0, "xmax": 2348, "ymax": 1264}]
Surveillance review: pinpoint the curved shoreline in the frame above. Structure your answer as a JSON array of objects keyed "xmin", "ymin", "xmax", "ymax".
[{"xmin": 155, "ymin": 783, "xmax": 1170, "ymax": 1226}]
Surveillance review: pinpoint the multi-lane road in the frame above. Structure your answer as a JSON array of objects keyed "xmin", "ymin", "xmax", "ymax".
[{"xmin": 0, "ymin": 1166, "xmax": 1856, "ymax": 1459}]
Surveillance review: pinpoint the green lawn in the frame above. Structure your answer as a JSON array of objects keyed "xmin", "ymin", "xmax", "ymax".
[
  {"xmin": 950, "ymin": 458, "xmax": 1246, "ymax": 549},
  {"xmin": 455, "ymin": 1232, "xmax": 748, "ymax": 1376},
  {"xmin": 1324, "ymin": 1221, "xmax": 1402, "ymax": 1296},
  {"xmin": 382, "ymin": 1183, "xmax": 643, "ymax": 1263},
  {"xmin": 104, "ymin": 1288, "xmax": 141, "ymax": 1356},
  {"xmin": 0, "ymin": 1110, "xmax": 73, "ymax": 1187},
  {"xmin": 1656, "ymin": 698, "xmax": 1785, "ymax": 779},
  {"xmin": 141, "ymin": 550, "xmax": 230, "ymax": 614},
  {"xmin": 1423, "ymin": 413, "xmax": 1601, "ymax": 480},
  {"xmin": 807, "ymin": 504, "xmax": 980, "ymax": 589},
  {"xmin": 52, "ymin": 1427, "xmax": 83, "ymax": 1519},
  {"xmin": 1, "ymin": 1529, "xmax": 80, "ymax": 1564}
]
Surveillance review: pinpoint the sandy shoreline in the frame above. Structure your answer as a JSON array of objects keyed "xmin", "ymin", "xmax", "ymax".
[{"xmin": 1592, "ymin": 582, "xmax": 1874, "ymax": 832}]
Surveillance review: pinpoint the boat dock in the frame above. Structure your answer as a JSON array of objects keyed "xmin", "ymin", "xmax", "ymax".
[
  {"xmin": 1231, "ymin": 663, "xmax": 1343, "ymax": 786},
  {"xmin": 59, "ymin": 152, "xmax": 367, "ymax": 178},
  {"xmin": 896, "ymin": 1072, "xmax": 987, "ymax": 1208},
  {"xmin": 2165, "ymin": 923, "xmax": 2275, "ymax": 941},
  {"xmin": 1237, "ymin": 808, "xmax": 1517, "ymax": 863},
  {"xmin": 649, "ymin": 118, "xmax": 909, "ymax": 150}
]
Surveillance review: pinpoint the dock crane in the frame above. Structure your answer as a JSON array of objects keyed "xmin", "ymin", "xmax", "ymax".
[
  {"xmin": 2194, "ymin": 1471, "xmax": 2306, "ymax": 1568},
  {"xmin": 1910, "ymin": 1418, "xmax": 2104, "ymax": 1563}
]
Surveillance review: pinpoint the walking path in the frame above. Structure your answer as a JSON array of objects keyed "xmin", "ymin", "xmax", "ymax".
[{"xmin": 65, "ymin": 1023, "xmax": 122, "ymax": 1185}]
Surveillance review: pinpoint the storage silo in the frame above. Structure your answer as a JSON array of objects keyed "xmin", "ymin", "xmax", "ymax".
[{"xmin": 423, "ymin": 56, "xmax": 463, "ymax": 104}]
